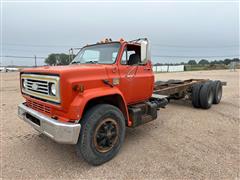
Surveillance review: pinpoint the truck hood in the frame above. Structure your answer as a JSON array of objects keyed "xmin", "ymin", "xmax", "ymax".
[
  {"xmin": 21, "ymin": 64, "xmax": 111, "ymax": 113},
  {"xmin": 21, "ymin": 64, "xmax": 107, "ymax": 76}
]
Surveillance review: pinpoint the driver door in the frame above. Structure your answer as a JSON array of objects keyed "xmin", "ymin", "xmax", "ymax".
[{"xmin": 118, "ymin": 44, "xmax": 154, "ymax": 104}]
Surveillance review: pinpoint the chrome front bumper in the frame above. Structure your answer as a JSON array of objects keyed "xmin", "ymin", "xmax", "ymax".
[{"xmin": 18, "ymin": 103, "xmax": 81, "ymax": 144}]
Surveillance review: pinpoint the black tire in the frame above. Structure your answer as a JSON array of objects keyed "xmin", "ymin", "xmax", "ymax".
[
  {"xmin": 76, "ymin": 104, "xmax": 125, "ymax": 166},
  {"xmin": 191, "ymin": 83, "xmax": 203, "ymax": 108},
  {"xmin": 199, "ymin": 82, "xmax": 214, "ymax": 109},
  {"xmin": 166, "ymin": 79, "xmax": 183, "ymax": 84},
  {"xmin": 211, "ymin": 80, "xmax": 222, "ymax": 104}
]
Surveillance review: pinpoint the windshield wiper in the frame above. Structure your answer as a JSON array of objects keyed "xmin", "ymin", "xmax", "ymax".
[
  {"xmin": 85, "ymin": 60, "xmax": 98, "ymax": 64},
  {"xmin": 71, "ymin": 61, "xmax": 80, "ymax": 64}
]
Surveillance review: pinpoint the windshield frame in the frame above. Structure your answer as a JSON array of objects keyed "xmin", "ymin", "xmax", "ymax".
[{"xmin": 70, "ymin": 42, "xmax": 121, "ymax": 65}]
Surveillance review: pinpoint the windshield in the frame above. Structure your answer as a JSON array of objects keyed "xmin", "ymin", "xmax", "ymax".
[{"xmin": 71, "ymin": 43, "xmax": 120, "ymax": 64}]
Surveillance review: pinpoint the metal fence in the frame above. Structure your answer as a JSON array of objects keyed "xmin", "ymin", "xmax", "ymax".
[{"xmin": 152, "ymin": 65, "xmax": 184, "ymax": 73}]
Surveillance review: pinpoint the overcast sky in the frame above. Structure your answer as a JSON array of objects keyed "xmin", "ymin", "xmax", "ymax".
[{"xmin": 1, "ymin": 1, "xmax": 239, "ymax": 66}]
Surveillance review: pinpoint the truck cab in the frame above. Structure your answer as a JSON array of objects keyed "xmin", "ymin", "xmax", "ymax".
[
  {"xmin": 71, "ymin": 39, "xmax": 154, "ymax": 104},
  {"xmin": 18, "ymin": 38, "xmax": 167, "ymax": 165}
]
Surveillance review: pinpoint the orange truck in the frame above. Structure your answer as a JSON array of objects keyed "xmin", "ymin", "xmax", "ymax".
[{"xmin": 18, "ymin": 38, "xmax": 224, "ymax": 165}]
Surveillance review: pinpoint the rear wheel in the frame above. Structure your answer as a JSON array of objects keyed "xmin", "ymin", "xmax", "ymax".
[
  {"xmin": 199, "ymin": 82, "xmax": 214, "ymax": 109},
  {"xmin": 76, "ymin": 104, "xmax": 125, "ymax": 166},
  {"xmin": 211, "ymin": 80, "xmax": 222, "ymax": 104},
  {"xmin": 191, "ymin": 83, "xmax": 203, "ymax": 108}
]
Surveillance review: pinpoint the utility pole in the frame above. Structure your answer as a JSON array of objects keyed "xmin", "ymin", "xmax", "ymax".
[
  {"xmin": 69, "ymin": 49, "xmax": 71, "ymax": 62},
  {"xmin": 69, "ymin": 48, "xmax": 73, "ymax": 62},
  {"xmin": 34, "ymin": 55, "xmax": 37, "ymax": 67}
]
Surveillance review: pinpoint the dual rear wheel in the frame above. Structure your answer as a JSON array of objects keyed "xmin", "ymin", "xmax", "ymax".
[{"xmin": 192, "ymin": 80, "xmax": 222, "ymax": 109}]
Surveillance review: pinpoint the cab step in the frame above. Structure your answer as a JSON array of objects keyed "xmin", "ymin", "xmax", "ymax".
[{"xmin": 128, "ymin": 101, "xmax": 158, "ymax": 128}]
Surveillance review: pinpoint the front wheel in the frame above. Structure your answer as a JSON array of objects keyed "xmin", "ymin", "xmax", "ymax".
[{"xmin": 76, "ymin": 104, "xmax": 126, "ymax": 166}]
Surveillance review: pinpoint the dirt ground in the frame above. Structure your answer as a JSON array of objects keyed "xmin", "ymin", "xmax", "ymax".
[{"xmin": 0, "ymin": 70, "xmax": 239, "ymax": 179}]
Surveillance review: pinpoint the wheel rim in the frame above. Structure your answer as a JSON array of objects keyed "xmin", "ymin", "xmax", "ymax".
[
  {"xmin": 208, "ymin": 90, "xmax": 214, "ymax": 105},
  {"xmin": 217, "ymin": 86, "xmax": 222, "ymax": 100},
  {"xmin": 93, "ymin": 118, "xmax": 119, "ymax": 153}
]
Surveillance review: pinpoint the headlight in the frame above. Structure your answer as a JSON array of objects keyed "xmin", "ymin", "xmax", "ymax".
[
  {"xmin": 22, "ymin": 79, "xmax": 27, "ymax": 89},
  {"xmin": 50, "ymin": 83, "xmax": 57, "ymax": 96}
]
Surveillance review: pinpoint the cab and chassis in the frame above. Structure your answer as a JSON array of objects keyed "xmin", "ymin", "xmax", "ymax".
[{"xmin": 18, "ymin": 38, "xmax": 224, "ymax": 165}]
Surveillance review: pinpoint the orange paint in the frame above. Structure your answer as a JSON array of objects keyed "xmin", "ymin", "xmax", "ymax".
[{"xmin": 20, "ymin": 41, "xmax": 154, "ymax": 126}]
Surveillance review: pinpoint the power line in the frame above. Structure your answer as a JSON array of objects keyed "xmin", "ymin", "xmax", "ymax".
[
  {"xmin": 0, "ymin": 55, "xmax": 46, "ymax": 67},
  {"xmin": 151, "ymin": 43, "xmax": 239, "ymax": 49},
  {"xmin": 152, "ymin": 54, "xmax": 239, "ymax": 58},
  {"xmin": 3, "ymin": 43, "xmax": 82, "ymax": 48},
  {"xmin": 1, "ymin": 54, "xmax": 239, "ymax": 60},
  {"xmin": 2, "ymin": 48, "xmax": 58, "ymax": 53},
  {"xmin": 0, "ymin": 55, "xmax": 46, "ymax": 59},
  {"xmin": 4, "ymin": 42, "xmax": 239, "ymax": 49}
]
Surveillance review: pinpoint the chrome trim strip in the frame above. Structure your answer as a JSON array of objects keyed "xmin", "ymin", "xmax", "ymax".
[
  {"xmin": 21, "ymin": 74, "xmax": 61, "ymax": 103},
  {"xmin": 18, "ymin": 103, "xmax": 80, "ymax": 144},
  {"xmin": 26, "ymin": 88, "xmax": 48, "ymax": 94}
]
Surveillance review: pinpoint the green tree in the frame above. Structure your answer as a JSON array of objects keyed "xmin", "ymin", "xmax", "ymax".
[
  {"xmin": 188, "ymin": 60, "xmax": 197, "ymax": 65},
  {"xmin": 223, "ymin": 59, "xmax": 231, "ymax": 65},
  {"xmin": 198, "ymin": 59, "xmax": 209, "ymax": 65},
  {"xmin": 232, "ymin": 58, "xmax": 240, "ymax": 62},
  {"xmin": 210, "ymin": 60, "xmax": 218, "ymax": 65},
  {"xmin": 45, "ymin": 53, "xmax": 73, "ymax": 65},
  {"xmin": 57, "ymin": 53, "xmax": 71, "ymax": 65},
  {"xmin": 45, "ymin": 54, "xmax": 57, "ymax": 65}
]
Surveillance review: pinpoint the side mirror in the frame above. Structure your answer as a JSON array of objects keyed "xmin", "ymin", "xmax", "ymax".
[
  {"xmin": 141, "ymin": 40, "xmax": 148, "ymax": 62},
  {"xmin": 140, "ymin": 38, "xmax": 151, "ymax": 63}
]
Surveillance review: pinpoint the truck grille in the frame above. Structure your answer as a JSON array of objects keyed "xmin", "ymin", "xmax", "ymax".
[
  {"xmin": 21, "ymin": 74, "xmax": 60, "ymax": 103},
  {"xmin": 25, "ymin": 79, "xmax": 49, "ymax": 95},
  {"xmin": 26, "ymin": 99, "xmax": 51, "ymax": 115}
]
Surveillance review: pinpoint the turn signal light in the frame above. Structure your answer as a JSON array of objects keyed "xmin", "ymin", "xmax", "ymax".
[{"xmin": 73, "ymin": 84, "xmax": 84, "ymax": 93}]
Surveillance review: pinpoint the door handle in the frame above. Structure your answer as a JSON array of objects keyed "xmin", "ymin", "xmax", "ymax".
[
  {"xmin": 144, "ymin": 67, "xmax": 151, "ymax": 71},
  {"xmin": 112, "ymin": 67, "xmax": 117, "ymax": 73}
]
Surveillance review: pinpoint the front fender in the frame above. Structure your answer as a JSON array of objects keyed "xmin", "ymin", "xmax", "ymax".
[{"xmin": 70, "ymin": 87, "xmax": 131, "ymax": 126}]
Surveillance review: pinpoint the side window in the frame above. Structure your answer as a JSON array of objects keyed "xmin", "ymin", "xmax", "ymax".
[
  {"xmin": 127, "ymin": 51, "xmax": 136, "ymax": 61},
  {"xmin": 121, "ymin": 49, "xmax": 127, "ymax": 65},
  {"xmin": 120, "ymin": 45, "xmax": 141, "ymax": 65}
]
